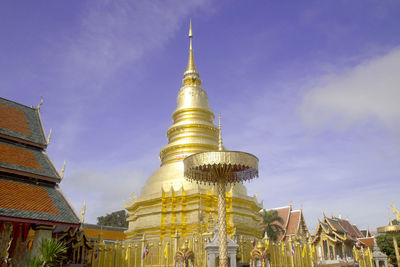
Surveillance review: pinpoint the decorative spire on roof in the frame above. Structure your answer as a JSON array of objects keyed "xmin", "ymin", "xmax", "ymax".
[
  {"xmin": 46, "ymin": 128, "xmax": 52, "ymax": 145},
  {"xmin": 36, "ymin": 96, "xmax": 44, "ymax": 112},
  {"xmin": 183, "ymin": 20, "xmax": 201, "ymax": 86},
  {"xmin": 60, "ymin": 160, "xmax": 66, "ymax": 179}
]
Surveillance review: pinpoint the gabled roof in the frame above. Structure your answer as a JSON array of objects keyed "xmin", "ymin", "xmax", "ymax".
[
  {"xmin": 358, "ymin": 237, "xmax": 374, "ymax": 248},
  {"xmin": 286, "ymin": 210, "xmax": 301, "ymax": 235},
  {"xmin": 273, "ymin": 206, "xmax": 291, "ymax": 229},
  {"xmin": 325, "ymin": 217, "xmax": 346, "ymax": 233},
  {"xmin": 0, "ymin": 177, "xmax": 79, "ymax": 226},
  {"xmin": 333, "ymin": 217, "xmax": 364, "ymax": 239},
  {"xmin": 0, "ymin": 140, "xmax": 60, "ymax": 182},
  {"xmin": 0, "ymin": 97, "xmax": 47, "ymax": 148},
  {"xmin": 267, "ymin": 205, "xmax": 309, "ymax": 241}
]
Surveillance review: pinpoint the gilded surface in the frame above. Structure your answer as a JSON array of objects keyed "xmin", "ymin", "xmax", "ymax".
[
  {"xmin": 184, "ymin": 151, "xmax": 259, "ymax": 184},
  {"xmin": 377, "ymin": 225, "xmax": 400, "ymax": 233},
  {"xmin": 125, "ymin": 23, "xmax": 263, "ymax": 266}
]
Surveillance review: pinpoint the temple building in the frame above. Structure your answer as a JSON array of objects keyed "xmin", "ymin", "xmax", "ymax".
[
  {"xmin": 0, "ymin": 97, "xmax": 80, "ymax": 265},
  {"xmin": 312, "ymin": 215, "xmax": 366, "ymax": 265},
  {"xmin": 267, "ymin": 205, "xmax": 309, "ymax": 242},
  {"xmin": 124, "ymin": 23, "xmax": 262, "ymax": 265}
]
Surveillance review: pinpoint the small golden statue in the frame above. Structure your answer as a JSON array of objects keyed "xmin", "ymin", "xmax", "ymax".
[{"xmin": 391, "ymin": 202, "xmax": 400, "ymax": 222}]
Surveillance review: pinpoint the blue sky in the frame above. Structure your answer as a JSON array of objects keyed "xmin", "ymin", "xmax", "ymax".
[{"xmin": 1, "ymin": 0, "xmax": 400, "ymax": 232}]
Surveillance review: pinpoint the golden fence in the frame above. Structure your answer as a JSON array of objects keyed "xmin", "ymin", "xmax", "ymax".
[
  {"xmin": 353, "ymin": 246, "xmax": 374, "ymax": 267},
  {"xmin": 250, "ymin": 238, "xmax": 375, "ymax": 267},
  {"xmin": 89, "ymin": 237, "xmax": 374, "ymax": 267}
]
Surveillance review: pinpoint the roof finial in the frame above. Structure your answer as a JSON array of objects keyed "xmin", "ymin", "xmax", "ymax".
[
  {"xmin": 60, "ymin": 160, "xmax": 66, "ymax": 179},
  {"xmin": 218, "ymin": 113, "xmax": 223, "ymax": 151},
  {"xmin": 184, "ymin": 19, "xmax": 198, "ymax": 77},
  {"xmin": 46, "ymin": 128, "xmax": 52, "ymax": 145},
  {"xmin": 37, "ymin": 95, "xmax": 44, "ymax": 112},
  {"xmin": 80, "ymin": 200, "xmax": 86, "ymax": 224}
]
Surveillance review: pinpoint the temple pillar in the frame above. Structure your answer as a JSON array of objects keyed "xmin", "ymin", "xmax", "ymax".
[
  {"xmin": 30, "ymin": 225, "xmax": 53, "ymax": 258},
  {"xmin": 208, "ymin": 252, "xmax": 216, "ymax": 267}
]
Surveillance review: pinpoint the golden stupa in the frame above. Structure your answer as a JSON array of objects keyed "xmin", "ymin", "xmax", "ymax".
[{"xmin": 125, "ymin": 22, "xmax": 262, "ymax": 246}]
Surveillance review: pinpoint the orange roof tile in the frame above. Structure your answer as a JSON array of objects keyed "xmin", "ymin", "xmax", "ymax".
[
  {"xmin": 84, "ymin": 228, "xmax": 125, "ymax": 241},
  {"xmin": 0, "ymin": 103, "xmax": 31, "ymax": 136},
  {"xmin": 358, "ymin": 237, "xmax": 374, "ymax": 248},
  {"xmin": 274, "ymin": 206, "xmax": 291, "ymax": 229},
  {"xmin": 0, "ymin": 179, "xmax": 59, "ymax": 214},
  {"xmin": 0, "ymin": 143, "xmax": 41, "ymax": 170},
  {"xmin": 272, "ymin": 206, "xmax": 291, "ymax": 241},
  {"xmin": 286, "ymin": 210, "xmax": 301, "ymax": 235}
]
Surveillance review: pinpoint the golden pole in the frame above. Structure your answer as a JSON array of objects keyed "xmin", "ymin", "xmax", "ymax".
[
  {"xmin": 217, "ymin": 180, "xmax": 228, "ymax": 267},
  {"xmin": 392, "ymin": 233, "xmax": 400, "ymax": 265}
]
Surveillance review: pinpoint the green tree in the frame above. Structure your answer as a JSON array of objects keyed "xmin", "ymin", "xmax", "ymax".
[
  {"xmin": 260, "ymin": 209, "xmax": 285, "ymax": 242},
  {"xmin": 27, "ymin": 238, "xmax": 67, "ymax": 267},
  {"xmin": 376, "ymin": 220, "xmax": 400, "ymax": 267},
  {"xmin": 97, "ymin": 210, "xmax": 128, "ymax": 227}
]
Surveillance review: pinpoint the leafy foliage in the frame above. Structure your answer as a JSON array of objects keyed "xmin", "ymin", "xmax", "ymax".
[
  {"xmin": 27, "ymin": 238, "xmax": 67, "ymax": 267},
  {"xmin": 260, "ymin": 209, "xmax": 285, "ymax": 242},
  {"xmin": 97, "ymin": 210, "xmax": 128, "ymax": 228},
  {"xmin": 376, "ymin": 220, "xmax": 400, "ymax": 267}
]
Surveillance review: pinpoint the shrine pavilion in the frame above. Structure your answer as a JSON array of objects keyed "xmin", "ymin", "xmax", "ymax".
[{"xmin": 0, "ymin": 97, "xmax": 80, "ymax": 265}]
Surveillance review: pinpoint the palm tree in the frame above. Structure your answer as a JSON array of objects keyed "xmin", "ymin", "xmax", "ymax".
[
  {"xmin": 28, "ymin": 238, "xmax": 67, "ymax": 267},
  {"xmin": 260, "ymin": 209, "xmax": 285, "ymax": 242}
]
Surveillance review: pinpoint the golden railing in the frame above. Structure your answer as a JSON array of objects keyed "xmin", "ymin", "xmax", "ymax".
[{"xmin": 89, "ymin": 235, "xmax": 374, "ymax": 267}]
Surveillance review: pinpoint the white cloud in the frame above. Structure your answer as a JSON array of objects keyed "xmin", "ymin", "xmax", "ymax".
[
  {"xmin": 60, "ymin": 167, "xmax": 147, "ymax": 224},
  {"xmin": 299, "ymin": 47, "xmax": 400, "ymax": 130},
  {"xmin": 63, "ymin": 0, "xmax": 209, "ymax": 86}
]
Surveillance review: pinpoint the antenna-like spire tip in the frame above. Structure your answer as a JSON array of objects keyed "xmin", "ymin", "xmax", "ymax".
[{"xmin": 189, "ymin": 19, "xmax": 193, "ymax": 38}]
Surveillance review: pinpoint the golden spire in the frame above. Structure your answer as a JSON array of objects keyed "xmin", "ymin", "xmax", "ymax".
[
  {"xmin": 184, "ymin": 19, "xmax": 199, "ymax": 78},
  {"xmin": 218, "ymin": 113, "xmax": 223, "ymax": 151}
]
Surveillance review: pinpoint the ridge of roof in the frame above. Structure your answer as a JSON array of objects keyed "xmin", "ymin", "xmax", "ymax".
[
  {"xmin": 0, "ymin": 97, "xmax": 37, "ymax": 110},
  {"xmin": 271, "ymin": 205, "xmax": 291, "ymax": 210}
]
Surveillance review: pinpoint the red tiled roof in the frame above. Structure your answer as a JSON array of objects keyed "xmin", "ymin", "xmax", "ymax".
[
  {"xmin": 286, "ymin": 210, "xmax": 301, "ymax": 235},
  {"xmin": 0, "ymin": 104, "xmax": 31, "ymax": 136},
  {"xmin": 352, "ymin": 224, "xmax": 364, "ymax": 238},
  {"xmin": 271, "ymin": 206, "xmax": 292, "ymax": 241},
  {"xmin": 0, "ymin": 179, "xmax": 59, "ymax": 214},
  {"xmin": 334, "ymin": 217, "xmax": 363, "ymax": 239},
  {"xmin": 358, "ymin": 237, "xmax": 374, "ymax": 248},
  {"xmin": 274, "ymin": 206, "xmax": 291, "ymax": 229},
  {"xmin": 0, "ymin": 143, "xmax": 41, "ymax": 170}
]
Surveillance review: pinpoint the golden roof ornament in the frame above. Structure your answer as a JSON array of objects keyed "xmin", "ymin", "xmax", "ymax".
[
  {"xmin": 80, "ymin": 200, "xmax": 86, "ymax": 224},
  {"xmin": 60, "ymin": 160, "xmax": 66, "ymax": 179},
  {"xmin": 46, "ymin": 128, "xmax": 52, "ymax": 145},
  {"xmin": 36, "ymin": 95, "xmax": 44, "ymax": 112},
  {"xmin": 183, "ymin": 20, "xmax": 201, "ymax": 86}
]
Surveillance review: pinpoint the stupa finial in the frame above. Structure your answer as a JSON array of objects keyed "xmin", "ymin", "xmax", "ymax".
[
  {"xmin": 184, "ymin": 19, "xmax": 199, "ymax": 78},
  {"xmin": 218, "ymin": 113, "xmax": 223, "ymax": 151}
]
